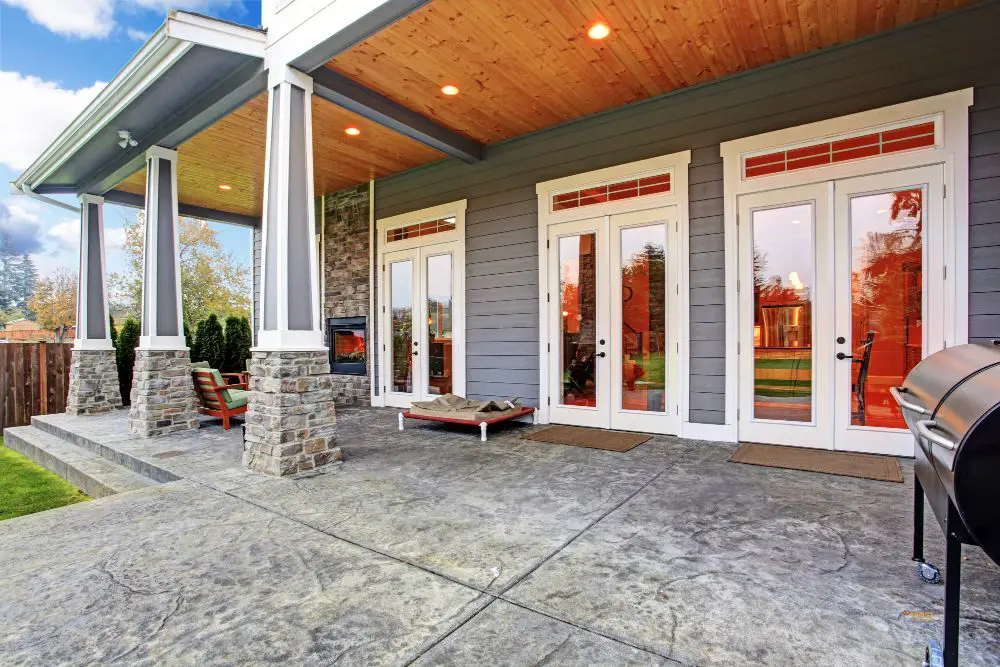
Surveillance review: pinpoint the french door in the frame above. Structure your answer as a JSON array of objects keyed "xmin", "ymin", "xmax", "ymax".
[
  {"xmin": 381, "ymin": 241, "xmax": 460, "ymax": 408},
  {"xmin": 738, "ymin": 165, "xmax": 944, "ymax": 455},
  {"xmin": 546, "ymin": 207, "xmax": 681, "ymax": 434}
]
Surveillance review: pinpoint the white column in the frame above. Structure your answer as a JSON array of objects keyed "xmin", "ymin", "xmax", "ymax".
[
  {"xmin": 256, "ymin": 65, "xmax": 323, "ymax": 351},
  {"xmin": 139, "ymin": 145, "xmax": 186, "ymax": 349},
  {"xmin": 74, "ymin": 194, "xmax": 113, "ymax": 350}
]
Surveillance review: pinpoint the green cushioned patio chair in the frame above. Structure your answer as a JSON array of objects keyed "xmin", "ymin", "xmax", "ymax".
[{"xmin": 191, "ymin": 367, "xmax": 249, "ymax": 430}]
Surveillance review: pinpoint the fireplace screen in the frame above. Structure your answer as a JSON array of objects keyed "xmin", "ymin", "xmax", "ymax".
[{"xmin": 328, "ymin": 317, "xmax": 367, "ymax": 376}]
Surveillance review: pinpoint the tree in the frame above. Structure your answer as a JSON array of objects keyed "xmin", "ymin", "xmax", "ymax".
[
  {"xmin": 109, "ymin": 315, "xmax": 118, "ymax": 349},
  {"xmin": 184, "ymin": 321, "xmax": 194, "ymax": 352},
  {"xmin": 110, "ymin": 213, "xmax": 251, "ymax": 326},
  {"xmin": 28, "ymin": 270, "xmax": 76, "ymax": 342},
  {"xmin": 116, "ymin": 318, "xmax": 140, "ymax": 405},
  {"xmin": 223, "ymin": 315, "xmax": 252, "ymax": 373},
  {"xmin": 0, "ymin": 233, "xmax": 39, "ymax": 313},
  {"xmin": 194, "ymin": 314, "xmax": 225, "ymax": 370}
]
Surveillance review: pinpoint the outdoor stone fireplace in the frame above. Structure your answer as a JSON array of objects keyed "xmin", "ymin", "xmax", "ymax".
[{"xmin": 323, "ymin": 184, "xmax": 371, "ymax": 406}]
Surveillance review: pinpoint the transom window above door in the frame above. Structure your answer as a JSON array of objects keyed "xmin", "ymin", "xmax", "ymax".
[{"xmin": 551, "ymin": 171, "xmax": 672, "ymax": 212}]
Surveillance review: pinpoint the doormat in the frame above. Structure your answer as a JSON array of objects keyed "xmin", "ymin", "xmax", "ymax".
[
  {"xmin": 522, "ymin": 425, "xmax": 651, "ymax": 452},
  {"xmin": 729, "ymin": 442, "xmax": 903, "ymax": 483}
]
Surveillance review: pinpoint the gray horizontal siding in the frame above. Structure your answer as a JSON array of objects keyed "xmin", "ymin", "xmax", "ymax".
[
  {"xmin": 373, "ymin": 2, "xmax": 1000, "ymax": 420},
  {"xmin": 970, "ymin": 82, "xmax": 1000, "ymax": 345}
]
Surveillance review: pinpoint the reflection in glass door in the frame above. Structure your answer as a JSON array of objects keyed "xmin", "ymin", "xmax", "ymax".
[
  {"xmin": 833, "ymin": 166, "xmax": 943, "ymax": 455},
  {"xmin": 738, "ymin": 184, "xmax": 834, "ymax": 449},
  {"xmin": 738, "ymin": 166, "xmax": 943, "ymax": 456},
  {"xmin": 559, "ymin": 233, "xmax": 599, "ymax": 408},
  {"xmin": 547, "ymin": 208, "xmax": 681, "ymax": 434},
  {"xmin": 426, "ymin": 252, "xmax": 454, "ymax": 396},
  {"xmin": 609, "ymin": 207, "xmax": 680, "ymax": 434},
  {"xmin": 381, "ymin": 242, "xmax": 461, "ymax": 408},
  {"xmin": 387, "ymin": 253, "xmax": 418, "ymax": 401}
]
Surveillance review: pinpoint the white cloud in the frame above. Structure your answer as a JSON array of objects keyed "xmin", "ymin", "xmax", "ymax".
[
  {"xmin": 0, "ymin": 0, "xmax": 115, "ymax": 38},
  {"xmin": 5, "ymin": 202, "xmax": 40, "ymax": 223},
  {"xmin": 0, "ymin": 72, "xmax": 106, "ymax": 171},
  {"xmin": 1, "ymin": 0, "xmax": 237, "ymax": 40},
  {"xmin": 125, "ymin": 27, "xmax": 150, "ymax": 41},
  {"xmin": 47, "ymin": 219, "xmax": 79, "ymax": 249}
]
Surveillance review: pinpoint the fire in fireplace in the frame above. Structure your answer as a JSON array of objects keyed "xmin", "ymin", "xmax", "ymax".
[{"xmin": 327, "ymin": 316, "xmax": 367, "ymax": 376}]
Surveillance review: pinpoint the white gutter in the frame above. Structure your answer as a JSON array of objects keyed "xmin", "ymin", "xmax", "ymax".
[
  {"xmin": 9, "ymin": 182, "xmax": 80, "ymax": 214},
  {"xmin": 11, "ymin": 11, "xmax": 266, "ymax": 197}
]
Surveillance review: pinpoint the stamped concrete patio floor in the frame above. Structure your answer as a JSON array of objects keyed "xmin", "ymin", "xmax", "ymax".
[{"xmin": 1, "ymin": 408, "xmax": 998, "ymax": 666}]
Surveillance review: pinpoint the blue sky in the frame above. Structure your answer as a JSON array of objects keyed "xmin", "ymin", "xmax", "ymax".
[{"xmin": 0, "ymin": 0, "xmax": 261, "ymax": 282}]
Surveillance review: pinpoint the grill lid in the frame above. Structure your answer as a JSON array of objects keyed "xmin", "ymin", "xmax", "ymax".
[{"xmin": 896, "ymin": 344, "xmax": 1000, "ymax": 417}]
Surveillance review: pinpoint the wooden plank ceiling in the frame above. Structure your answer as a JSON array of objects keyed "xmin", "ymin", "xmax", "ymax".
[
  {"xmin": 117, "ymin": 0, "xmax": 972, "ymax": 218},
  {"xmin": 327, "ymin": 0, "xmax": 974, "ymax": 144},
  {"xmin": 117, "ymin": 94, "xmax": 444, "ymax": 219}
]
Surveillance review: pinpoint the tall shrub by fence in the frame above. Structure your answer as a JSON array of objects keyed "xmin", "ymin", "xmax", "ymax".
[{"xmin": 0, "ymin": 343, "xmax": 73, "ymax": 430}]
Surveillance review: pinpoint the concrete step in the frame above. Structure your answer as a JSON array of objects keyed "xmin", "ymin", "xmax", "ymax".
[
  {"xmin": 3, "ymin": 425, "xmax": 160, "ymax": 499},
  {"xmin": 31, "ymin": 414, "xmax": 180, "ymax": 484}
]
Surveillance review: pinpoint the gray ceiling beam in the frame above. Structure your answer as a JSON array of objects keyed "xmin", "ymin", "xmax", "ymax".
[
  {"xmin": 79, "ymin": 59, "xmax": 267, "ymax": 197},
  {"xmin": 312, "ymin": 68, "xmax": 483, "ymax": 163},
  {"xmin": 291, "ymin": 0, "xmax": 432, "ymax": 73},
  {"xmin": 104, "ymin": 189, "xmax": 261, "ymax": 228}
]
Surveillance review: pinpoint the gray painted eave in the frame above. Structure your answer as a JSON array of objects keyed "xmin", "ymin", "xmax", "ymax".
[
  {"xmin": 104, "ymin": 189, "xmax": 260, "ymax": 228},
  {"xmin": 312, "ymin": 68, "xmax": 483, "ymax": 163},
  {"xmin": 26, "ymin": 45, "xmax": 265, "ymax": 198}
]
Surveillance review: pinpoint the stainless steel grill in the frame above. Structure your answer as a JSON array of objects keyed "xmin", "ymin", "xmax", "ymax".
[{"xmin": 892, "ymin": 342, "xmax": 1000, "ymax": 667}]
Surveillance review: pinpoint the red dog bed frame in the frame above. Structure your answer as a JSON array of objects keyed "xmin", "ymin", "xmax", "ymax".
[{"xmin": 399, "ymin": 406, "xmax": 537, "ymax": 441}]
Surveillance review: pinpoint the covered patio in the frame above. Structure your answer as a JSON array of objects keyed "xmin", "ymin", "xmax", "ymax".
[{"xmin": 2, "ymin": 408, "xmax": 999, "ymax": 665}]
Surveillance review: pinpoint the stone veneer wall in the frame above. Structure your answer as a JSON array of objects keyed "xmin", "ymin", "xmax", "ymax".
[
  {"xmin": 65, "ymin": 348, "xmax": 122, "ymax": 416},
  {"xmin": 322, "ymin": 184, "xmax": 371, "ymax": 406},
  {"xmin": 128, "ymin": 349, "xmax": 199, "ymax": 437},
  {"xmin": 243, "ymin": 350, "xmax": 342, "ymax": 476}
]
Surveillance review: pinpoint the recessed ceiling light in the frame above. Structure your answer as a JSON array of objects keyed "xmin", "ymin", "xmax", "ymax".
[
  {"xmin": 218, "ymin": 184, "xmax": 232, "ymax": 191},
  {"xmin": 345, "ymin": 126, "xmax": 361, "ymax": 136},
  {"xmin": 441, "ymin": 84, "xmax": 459, "ymax": 96},
  {"xmin": 790, "ymin": 219, "xmax": 801, "ymax": 224},
  {"xmin": 588, "ymin": 22, "xmax": 610, "ymax": 40}
]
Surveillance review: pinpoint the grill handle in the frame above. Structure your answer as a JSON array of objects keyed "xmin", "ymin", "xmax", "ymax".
[
  {"xmin": 916, "ymin": 419, "xmax": 957, "ymax": 451},
  {"xmin": 889, "ymin": 386, "xmax": 927, "ymax": 415}
]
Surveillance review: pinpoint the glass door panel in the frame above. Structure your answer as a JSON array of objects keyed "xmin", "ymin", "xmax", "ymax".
[
  {"xmin": 426, "ymin": 252, "xmax": 454, "ymax": 396},
  {"xmin": 847, "ymin": 189, "xmax": 923, "ymax": 429},
  {"xmin": 559, "ymin": 233, "xmax": 599, "ymax": 407},
  {"xmin": 619, "ymin": 224, "xmax": 667, "ymax": 413},
  {"xmin": 389, "ymin": 258, "xmax": 415, "ymax": 394},
  {"xmin": 751, "ymin": 203, "xmax": 815, "ymax": 424}
]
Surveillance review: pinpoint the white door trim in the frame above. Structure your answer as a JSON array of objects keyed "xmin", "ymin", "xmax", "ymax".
[
  {"xmin": 721, "ymin": 89, "xmax": 973, "ymax": 445},
  {"xmin": 536, "ymin": 151, "xmax": 691, "ymax": 429},
  {"xmin": 372, "ymin": 199, "xmax": 466, "ymax": 407}
]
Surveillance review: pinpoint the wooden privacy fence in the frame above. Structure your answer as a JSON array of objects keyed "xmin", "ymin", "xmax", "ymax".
[{"xmin": 0, "ymin": 343, "xmax": 74, "ymax": 431}]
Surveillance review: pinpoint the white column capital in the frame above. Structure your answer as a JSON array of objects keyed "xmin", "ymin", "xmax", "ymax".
[
  {"xmin": 79, "ymin": 193, "xmax": 104, "ymax": 206},
  {"xmin": 146, "ymin": 145, "xmax": 178, "ymax": 162},
  {"xmin": 267, "ymin": 64, "xmax": 313, "ymax": 93}
]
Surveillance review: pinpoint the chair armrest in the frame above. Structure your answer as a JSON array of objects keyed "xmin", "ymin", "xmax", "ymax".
[{"xmin": 218, "ymin": 382, "xmax": 248, "ymax": 391}]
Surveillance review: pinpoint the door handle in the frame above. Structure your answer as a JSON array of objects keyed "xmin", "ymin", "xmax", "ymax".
[
  {"xmin": 836, "ymin": 352, "xmax": 852, "ymax": 360},
  {"xmin": 597, "ymin": 352, "xmax": 607, "ymax": 358},
  {"xmin": 412, "ymin": 351, "xmax": 418, "ymax": 356}
]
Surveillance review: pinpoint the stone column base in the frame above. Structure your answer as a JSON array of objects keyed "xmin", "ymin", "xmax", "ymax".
[
  {"xmin": 243, "ymin": 350, "xmax": 342, "ymax": 476},
  {"xmin": 66, "ymin": 348, "xmax": 122, "ymax": 416},
  {"xmin": 128, "ymin": 349, "xmax": 199, "ymax": 437}
]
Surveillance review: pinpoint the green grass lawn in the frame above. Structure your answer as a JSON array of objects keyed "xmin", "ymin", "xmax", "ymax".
[{"xmin": 0, "ymin": 436, "xmax": 90, "ymax": 521}]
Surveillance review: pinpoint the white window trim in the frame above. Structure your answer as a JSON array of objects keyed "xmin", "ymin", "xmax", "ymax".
[
  {"xmin": 535, "ymin": 151, "xmax": 694, "ymax": 433},
  {"xmin": 719, "ymin": 88, "xmax": 973, "ymax": 438},
  {"xmin": 372, "ymin": 199, "xmax": 467, "ymax": 407}
]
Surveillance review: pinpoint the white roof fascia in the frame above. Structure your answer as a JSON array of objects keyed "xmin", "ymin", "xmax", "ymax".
[{"xmin": 13, "ymin": 11, "xmax": 266, "ymax": 195}]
